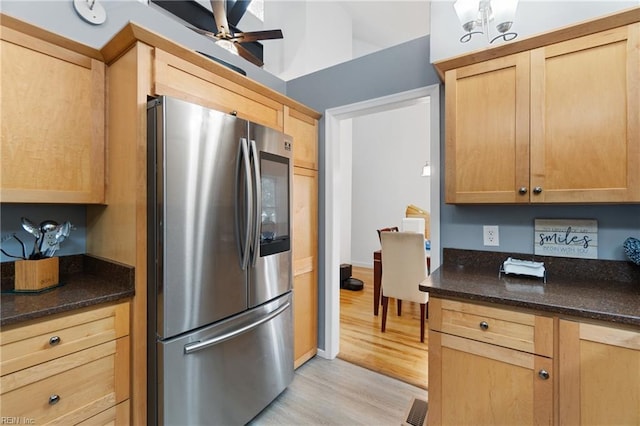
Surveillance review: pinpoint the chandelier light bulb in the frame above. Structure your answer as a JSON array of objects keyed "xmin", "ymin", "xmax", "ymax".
[{"xmin": 454, "ymin": 0, "xmax": 519, "ymax": 44}]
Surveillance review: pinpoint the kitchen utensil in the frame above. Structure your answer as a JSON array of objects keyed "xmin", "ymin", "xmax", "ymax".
[
  {"xmin": 13, "ymin": 234, "xmax": 27, "ymax": 259},
  {"xmin": 21, "ymin": 217, "xmax": 41, "ymax": 238},
  {"xmin": 43, "ymin": 221, "xmax": 73, "ymax": 257},
  {"xmin": 39, "ymin": 220, "xmax": 58, "ymax": 234},
  {"xmin": 37, "ymin": 220, "xmax": 58, "ymax": 254},
  {"xmin": 21, "ymin": 217, "xmax": 43, "ymax": 259},
  {"xmin": 1, "ymin": 233, "xmax": 28, "ymax": 259}
]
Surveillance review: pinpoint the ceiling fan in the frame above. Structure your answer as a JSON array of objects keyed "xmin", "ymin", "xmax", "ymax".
[{"xmin": 190, "ymin": 0, "xmax": 283, "ymax": 67}]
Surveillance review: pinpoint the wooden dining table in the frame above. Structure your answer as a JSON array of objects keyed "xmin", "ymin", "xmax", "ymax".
[{"xmin": 372, "ymin": 249, "xmax": 430, "ymax": 315}]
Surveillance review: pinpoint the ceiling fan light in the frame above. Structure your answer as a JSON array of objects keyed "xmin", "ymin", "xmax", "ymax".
[
  {"xmin": 454, "ymin": 0, "xmax": 480, "ymax": 32},
  {"xmin": 215, "ymin": 39, "xmax": 238, "ymax": 55}
]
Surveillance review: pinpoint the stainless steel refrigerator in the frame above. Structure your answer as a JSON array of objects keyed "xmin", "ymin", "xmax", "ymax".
[{"xmin": 147, "ymin": 96, "xmax": 294, "ymax": 425}]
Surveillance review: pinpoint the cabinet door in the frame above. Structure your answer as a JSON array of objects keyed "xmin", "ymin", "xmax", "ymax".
[
  {"xmin": 292, "ymin": 167, "xmax": 318, "ymax": 368},
  {"xmin": 445, "ymin": 52, "xmax": 530, "ymax": 203},
  {"xmin": 1, "ymin": 27, "xmax": 105, "ymax": 203},
  {"xmin": 530, "ymin": 24, "xmax": 640, "ymax": 202},
  {"xmin": 429, "ymin": 331, "xmax": 553, "ymax": 426},
  {"xmin": 559, "ymin": 320, "xmax": 640, "ymax": 425},
  {"xmin": 285, "ymin": 106, "xmax": 318, "ymax": 170},
  {"xmin": 153, "ymin": 49, "xmax": 284, "ymax": 130}
]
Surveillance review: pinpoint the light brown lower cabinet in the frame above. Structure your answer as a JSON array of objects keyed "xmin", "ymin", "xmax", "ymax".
[
  {"xmin": 428, "ymin": 298, "xmax": 553, "ymax": 425},
  {"xmin": 0, "ymin": 301, "xmax": 130, "ymax": 424},
  {"xmin": 559, "ymin": 319, "xmax": 640, "ymax": 425},
  {"xmin": 429, "ymin": 297, "xmax": 640, "ymax": 425},
  {"xmin": 429, "ymin": 331, "xmax": 553, "ymax": 425}
]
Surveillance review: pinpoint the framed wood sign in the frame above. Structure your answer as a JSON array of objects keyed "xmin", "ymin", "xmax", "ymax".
[{"xmin": 534, "ymin": 219, "xmax": 598, "ymax": 259}]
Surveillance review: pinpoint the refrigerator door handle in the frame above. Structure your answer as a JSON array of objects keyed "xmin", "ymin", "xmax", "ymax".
[
  {"xmin": 235, "ymin": 137, "xmax": 253, "ymax": 270},
  {"xmin": 249, "ymin": 139, "xmax": 261, "ymax": 267},
  {"xmin": 183, "ymin": 301, "xmax": 291, "ymax": 354}
]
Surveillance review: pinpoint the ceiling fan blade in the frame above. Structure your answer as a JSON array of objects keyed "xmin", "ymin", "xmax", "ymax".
[
  {"xmin": 234, "ymin": 42, "xmax": 264, "ymax": 67},
  {"xmin": 189, "ymin": 25, "xmax": 262, "ymax": 68},
  {"xmin": 230, "ymin": 29, "xmax": 284, "ymax": 43},
  {"xmin": 188, "ymin": 25, "xmax": 220, "ymax": 40},
  {"xmin": 227, "ymin": 0, "xmax": 251, "ymax": 27},
  {"xmin": 210, "ymin": 0, "xmax": 231, "ymax": 35}
]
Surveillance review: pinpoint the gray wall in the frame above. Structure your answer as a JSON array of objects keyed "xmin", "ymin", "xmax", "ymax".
[
  {"xmin": 286, "ymin": 35, "xmax": 640, "ymax": 350},
  {"xmin": 286, "ymin": 36, "xmax": 442, "ymax": 349}
]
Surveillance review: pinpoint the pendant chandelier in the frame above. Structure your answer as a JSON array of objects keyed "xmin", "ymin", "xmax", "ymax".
[{"xmin": 454, "ymin": 0, "xmax": 519, "ymax": 44}]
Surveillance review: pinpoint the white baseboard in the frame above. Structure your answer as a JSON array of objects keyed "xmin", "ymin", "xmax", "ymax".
[
  {"xmin": 316, "ymin": 348, "xmax": 335, "ymax": 360},
  {"xmin": 349, "ymin": 260, "xmax": 373, "ymax": 269}
]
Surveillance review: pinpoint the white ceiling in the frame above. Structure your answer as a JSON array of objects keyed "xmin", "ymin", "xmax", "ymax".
[
  {"xmin": 249, "ymin": 0, "xmax": 433, "ymax": 78},
  {"xmin": 338, "ymin": 1, "xmax": 431, "ymax": 50}
]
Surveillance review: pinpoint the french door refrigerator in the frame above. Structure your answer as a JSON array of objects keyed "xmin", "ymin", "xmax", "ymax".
[{"xmin": 147, "ymin": 96, "xmax": 294, "ymax": 425}]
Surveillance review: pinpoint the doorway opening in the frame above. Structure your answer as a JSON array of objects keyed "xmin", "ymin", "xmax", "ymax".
[{"xmin": 321, "ymin": 85, "xmax": 441, "ymax": 362}]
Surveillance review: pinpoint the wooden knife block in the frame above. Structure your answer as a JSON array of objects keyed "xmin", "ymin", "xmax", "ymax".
[{"xmin": 15, "ymin": 257, "xmax": 59, "ymax": 291}]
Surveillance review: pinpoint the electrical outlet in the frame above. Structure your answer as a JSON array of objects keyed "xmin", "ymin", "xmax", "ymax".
[{"xmin": 483, "ymin": 225, "xmax": 500, "ymax": 246}]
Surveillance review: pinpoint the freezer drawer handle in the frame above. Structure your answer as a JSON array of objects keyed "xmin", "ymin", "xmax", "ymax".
[{"xmin": 183, "ymin": 301, "xmax": 290, "ymax": 354}]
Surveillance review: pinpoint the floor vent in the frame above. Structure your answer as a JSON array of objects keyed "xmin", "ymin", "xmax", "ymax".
[{"xmin": 403, "ymin": 398, "xmax": 428, "ymax": 426}]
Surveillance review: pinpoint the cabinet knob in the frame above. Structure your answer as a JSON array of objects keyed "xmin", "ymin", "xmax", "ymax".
[
  {"xmin": 49, "ymin": 336, "xmax": 61, "ymax": 346},
  {"xmin": 479, "ymin": 321, "xmax": 489, "ymax": 330},
  {"xmin": 538, "ymin": 369, "xmax": 550, "ymax": 380},
  {"xmin": 49, "ymin": 394, "xmax": 61, "ymax": 405},
  {"xmin": 533, "ymin": 186, "xmax": 543, "ymax": 194},
  {"xmin": 518, "ymin": 187, "xmax": 528, "ymax": 195}
]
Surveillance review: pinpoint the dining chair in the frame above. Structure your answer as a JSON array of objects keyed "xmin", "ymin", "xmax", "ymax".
[
  {"xmin": 380, "ymin": 231, "xmax": 429, "ymax": 342},
  {"xmin": 376, "ymin": 226, "xmax": 399, "ymax": 242}
]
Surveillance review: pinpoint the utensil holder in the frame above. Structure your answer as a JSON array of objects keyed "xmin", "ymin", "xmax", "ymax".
[{"xmin": 15, "ymin": 257, "xmax": 59, "ymax": 291}]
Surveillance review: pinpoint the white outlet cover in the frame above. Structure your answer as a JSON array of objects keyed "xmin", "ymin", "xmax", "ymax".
[{"xmin": 483, "ymin": 225, "xmax": 500, "ymax": 246}]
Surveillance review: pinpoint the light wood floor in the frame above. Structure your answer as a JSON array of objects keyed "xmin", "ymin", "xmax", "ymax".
[
  {"xmin": 338, "ymin": 266, "xmax": 429, "ymax": 390},
  {"xmin": 250, "ymin": 357, "xmax": 427, "ymax": 425}
]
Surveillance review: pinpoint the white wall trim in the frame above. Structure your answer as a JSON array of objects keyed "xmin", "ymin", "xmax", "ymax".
[{"xmin": 320, "ymin": 85, "xmax": 441, "ymax": 360}]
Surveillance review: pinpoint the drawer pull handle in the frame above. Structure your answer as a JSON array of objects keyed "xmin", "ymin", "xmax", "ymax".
[
  {"xmin": 49, "ymin": 336, "xmax": 61, "ymax": 346},
  {"xmin": 49, "ymin": 394, "xmax": 61, "ymax": 405},
  {"xmin": 533, "ymin": 186, "xmax": 543, "ymax": 194},
  {"xmin": 518, "ymin": 187, "xmax": 528, "ymax": 195},
  {"xmin": 538, "ymin": 370, "xmax": 550, "ymax": 380},
  {"xmin": 479, "ymin": 321, "xmax": 489, "ymax": 330}
]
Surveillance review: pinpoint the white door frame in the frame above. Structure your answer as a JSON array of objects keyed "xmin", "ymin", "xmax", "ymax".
[{"xmin": 320, "ymin": 85, "xmax": 441, "ymax": 360}]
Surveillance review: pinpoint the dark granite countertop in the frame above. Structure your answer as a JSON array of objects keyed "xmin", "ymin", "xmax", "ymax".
[
  {"xmin": 1, "ymin": 255, "xmax": 135, "ymax": 327},
  {"xmin": 420, "ymin": 249, "xmax": 640, "ymax": 327}
]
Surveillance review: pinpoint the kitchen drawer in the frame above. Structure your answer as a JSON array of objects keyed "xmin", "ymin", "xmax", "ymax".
[
  {"xmin": 0, "ymin": 337, "xmax": 129, "ymax": 424},
  {"xmin": 77, "ymin": 400, "xmax": 130, "ymax": 425},
  {"xmin": 429, "ymin": 298, "xmax": 553, "ymax": 357},
  {"xmin": 153, "ymin": 48, "xmax": 284, "ymax": 131},
  {"xmin": 0, "ymin": 301, "xmax": 129, "ymax": 376}
]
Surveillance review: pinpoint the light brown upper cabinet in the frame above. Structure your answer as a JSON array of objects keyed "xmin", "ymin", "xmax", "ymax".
[
  {"xmin": 444, "ymin": 22, "xmax": 640, "ymax": 204},
  {"xmin": 0, "ymin": 19, "xmax": 105, "ymax": 204},
  {"xmin": 153, "ymin": 49, "xmax": 284, "ymax": 130},
  {"xmin": 445, "ymin": 52, "xmax": 530, "ymax": 203},
  {"xmin": 286, "ymin": 106, "xmax": 319, "ymax": 170}
]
